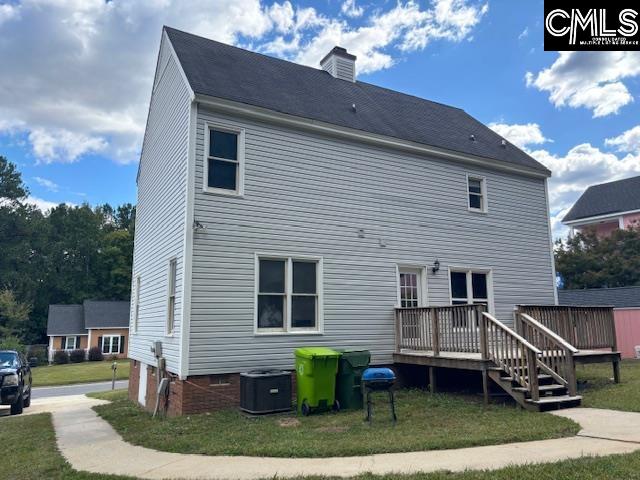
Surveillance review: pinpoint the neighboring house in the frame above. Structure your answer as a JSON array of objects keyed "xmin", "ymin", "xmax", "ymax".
[
  {"xmin": 47, "ymin": 300, "xmax": 130, "ymax": 362},
  {"xmin": 563, "ymin": 175, "xmax": 640, "ymax": 237},
  {"xmin": 559, "ymin": 286, "xmax": 640, "ymax": 359},
  {"xmin": 128, "ymin": 27, "xmax": 558, "ymax": 415}
]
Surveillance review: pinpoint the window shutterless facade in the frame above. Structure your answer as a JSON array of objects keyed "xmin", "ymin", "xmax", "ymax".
[
  {"xmin": 255, "ymin": 255, "xmax": 322, "ymax": 333},
  {"xmin": 449, "ymin": 268, "xmax": 491, "ymax": 308},
  {"xmin": 204, "ymin": 123, "xmax": 245, "ymax": 196},
  {"xmin": 467, "ymin": 175, "xmax": 487, "ymax": 212},
  {"xmin": 167, "ymin": 258, "xmax": 177, "ymax": 335}
]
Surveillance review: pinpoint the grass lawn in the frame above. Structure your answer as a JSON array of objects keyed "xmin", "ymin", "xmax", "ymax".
[
  {"xmin": 32, "ymin": 359, "xmax": 130, "ymax": 387},
  {"xmin": 578, "ymin": 359, "xmax": 640, "ymax": 412},
  {"xmin": 92, "ymin": 389, "xmax": 579, "ymax": 458},
  {"xmin": 2, "ymin": 413, "xmax": 132, "ymax": 480}
]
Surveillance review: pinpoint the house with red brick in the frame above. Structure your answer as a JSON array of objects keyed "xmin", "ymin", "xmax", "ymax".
[{"xmin": 563, "ymin": 175, "xmax": 640, "ymax": 238}]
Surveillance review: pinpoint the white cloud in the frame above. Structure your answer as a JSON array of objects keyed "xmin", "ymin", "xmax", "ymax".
[
  {"xmin": 605, "ymin": 125, "xmax": 640, "ymax": 155},
  {"xmin": 28, "ymin": 128, "xmax": 107, "ymax": 163},
  {"xmin": 341, "ymin": 0, "xmax": 364, "ymax": 18},
  {"xmin": 493, "ymin": 122, "xmax": 640, "ymax": 240},
  {"xmin": 0, "ymin": 0, "xmax": 488, "ymax": 164},
  {"xmin": 526, "ymin": 51, "xmax": 640, "ymax": 117},
  {"xmin": 518, "ymin": 27, "xmax": 528, "ymax": 40},
  {"xmin": 33, "ymin": 176, "xmax": 59, "ymax": 192},
  {"xmin": 26, "ymin": 196, "xmax": 68, "ymax": 213},
  {"xmin": 488, "ymin": 122, "xmax": 548, "ymax": 149}
]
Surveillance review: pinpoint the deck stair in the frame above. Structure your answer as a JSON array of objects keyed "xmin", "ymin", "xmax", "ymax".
[{"xmin": 394, "ymin": 304, "xmax": 623, "ymax": 411}]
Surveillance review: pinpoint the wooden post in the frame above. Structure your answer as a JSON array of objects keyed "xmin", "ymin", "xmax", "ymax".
[
  {"xmin": 479, "ymin": 307, "xmax": 488, "ymax": 361},
  {"xmin": 527, "ymin": 348, "xmax": 539, "ymax": 402},
  {"xmin": 613, "ymin": 360, "xmax": 621, "ymax": 384},
  {"xmin": 395, "ymin": 309, "xmax": 402, "ymax": 352},
  {"xmin": 429, "ymin": 366, "xmax": 437, "ymax": 393},
  {"xmin": 482, "ymin": 369, "xmax": 489, "ymax": 406},
  {"xmin": 565, "ymin": 348, "xmax": 577, "ymax": 396},
  {"xmin": 609, "ymin": 308, "xmax": 618, "ymax": 352},
  {"xmin": 430, "ymin": 308, "xmax": 440, "ymax": 356}
]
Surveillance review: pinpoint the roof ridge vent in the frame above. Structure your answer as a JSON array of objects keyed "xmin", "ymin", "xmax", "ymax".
[{"xmin": 320, "ymin": 46, "xmax": 357, "ymax": 82}]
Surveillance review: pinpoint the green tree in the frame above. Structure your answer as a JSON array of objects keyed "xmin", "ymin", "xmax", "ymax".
[
  {"xmin": 0, "ymin": 289, "xmax": 31, "ymax": 340},
  {"xmin": 556, "ymin": 227, "xmax": 640, "ymax": 289}
]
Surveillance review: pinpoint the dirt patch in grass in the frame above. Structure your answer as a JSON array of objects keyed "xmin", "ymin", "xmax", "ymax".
[{"xmin": 578, "ymin": 359, "xmax": 640, "ymax": 412}]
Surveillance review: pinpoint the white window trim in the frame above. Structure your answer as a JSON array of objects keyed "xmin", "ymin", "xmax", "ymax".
[
  {"xmin": 447, "ymin": 265, "xmax": 495, "ymax": 314},
  {"xmin": 101, "ymin": 334, "xmax": 121, "ymax": 355},
  {"xmin": 166, "ymin": 258, "xmax": 177, "ymax": 336},
  {"xmin": 132, "ymin": 275, "xmax": 140, "ymax": 334},
  {"xmin": 395, "ymin": 264, "xmax": 429, "ymax": 308},
  {"xmin": 65, "ymin": 336, "xmax": 77, "ymax": 350},
  {"xmin": 466, "ymin": 174, "xmax": 488, "ymax": 213},
  {"xmin": 203, "ymin": 121, "xmax": 245, "ymax": 197},
  {"xmin": 254, "ymin": 253, "xmax": 324, "ymax": 336}
]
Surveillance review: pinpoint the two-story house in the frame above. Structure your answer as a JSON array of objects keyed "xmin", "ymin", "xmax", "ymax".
[
  {"xmin": 563, "ymin": 175, "xmax": 640, "ymax": 237},
  {"xmin": 128, "ymin": 27, "xmax": 558, "ymax": 415}
]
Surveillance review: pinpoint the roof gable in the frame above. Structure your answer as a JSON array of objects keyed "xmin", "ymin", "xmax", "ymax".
[
  {"xmin": 47, "ymin": 305, "xmax": 86, "ymax": 336},
  {"xmin": 83, "ymin": 300, "xmax": 131, "ymax": 329},
  {"xmin": 563, "ymin": 175, "xmax": 640, "ymax": 222},
  {"xmin": 163, "ymin": 27, "xmax": 550, "ymax": 177}
]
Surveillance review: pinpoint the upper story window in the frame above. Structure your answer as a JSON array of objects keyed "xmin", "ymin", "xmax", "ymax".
[
  {"xmin": 256, "ymin": 256, "xmax": 322, "ymax": 334},
  {"xmin": 166, "ymin": 258, "xmax": 177, "ymax": 335},
  {"xmin": 467, "ymin": 175, "xmax": 487, "ymax": 212},
  {"xmin": 205, "ymin": 124, "xmax": 245, "ymax": 196},
  {"xmin": 450, "ymin": 269, "xmax": 490, "ymax": 309}
]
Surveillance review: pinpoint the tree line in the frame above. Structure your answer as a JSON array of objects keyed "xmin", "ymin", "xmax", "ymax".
[{"xmin": 0, "ymin": 156, "xmax": 134, "ymax": 345}]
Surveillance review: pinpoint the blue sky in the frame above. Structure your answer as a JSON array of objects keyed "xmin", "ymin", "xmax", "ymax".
[{"xmin": 1, "ymin": 0, "xmax": 639, "ymax": 239}]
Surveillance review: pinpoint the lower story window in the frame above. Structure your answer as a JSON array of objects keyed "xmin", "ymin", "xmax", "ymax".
[
  {"xmin": 256, "ymin": 256, "xmax": 322, "ymax": 333},
  {"xmin": 64, "ymin": 336, "xmax": 77, "ymax": 350},
  {"xmin": 450, "ymin": 269, "xmax": 490, "ymax": 307},
  {"xmin": 101, "ymin": 335, "xmax": 121, "ymax": 354}
]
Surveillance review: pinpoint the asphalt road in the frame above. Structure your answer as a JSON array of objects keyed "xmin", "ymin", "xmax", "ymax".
[{"xmin": 32, "ymin": 380, "xmax": 129, "ymax": 399}]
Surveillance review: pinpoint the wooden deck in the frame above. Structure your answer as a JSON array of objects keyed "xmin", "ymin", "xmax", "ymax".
[{"xmin": 394, "ymin": 304, "xmax": 622, "ymax": 410}]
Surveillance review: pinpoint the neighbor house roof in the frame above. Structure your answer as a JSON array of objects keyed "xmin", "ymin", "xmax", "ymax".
[
  {"xmin": 47, "ymin": 300, "xmax": 130, "ymax": 336},
  {"xmin": 46, "ymin": 305, "xmax": 87, "ymax": 336},
  {"xmin": 83, "ymin": 300, "xmax": 130, "ymax": 329},
  {"xmin": 563, "ymin": 175, "xmax": 640, "ymax": 223},
  {"xmin": 558, "ymin": 286, "xmax": 640, "ymax": 309},
  {"xmin": 163, "ymin": 27, "xmax": 550, "ymax": 177}
]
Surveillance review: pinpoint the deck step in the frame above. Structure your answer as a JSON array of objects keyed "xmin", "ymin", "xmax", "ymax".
[
  {"xmin": 525, "ymin": 395, "xmax": 582, "ymax": 405},
  {"xmin": 513, "ymin": 384, "xmax": 566, "ymax": 393},
  {"xmin": 500, "ymin": 374, "xmax": 552, "ymax": 383}
]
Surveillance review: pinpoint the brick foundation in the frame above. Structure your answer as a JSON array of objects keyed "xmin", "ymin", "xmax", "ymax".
[{"xmin": 128, "ymin": 360, "xmax": 297, "ymax": 416}]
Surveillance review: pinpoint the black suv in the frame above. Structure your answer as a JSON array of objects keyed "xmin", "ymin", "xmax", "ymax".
[{"xmin": 0, "ymin": 350, "xmax": 32, "ymax": 415}]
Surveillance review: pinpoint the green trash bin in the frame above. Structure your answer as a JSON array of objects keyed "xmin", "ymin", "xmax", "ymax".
[
  {"xmin": 335, "ymin": 348, "xmax": 371, "ymax": 410},
  {"xmin": 295, "ymin": 347, "xmax": 341, "ymax": 415}
]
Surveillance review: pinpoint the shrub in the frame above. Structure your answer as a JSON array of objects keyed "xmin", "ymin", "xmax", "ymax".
[
  {"xmin": 0, "ymin": 336, "xmax": 25, "ymax": 353},
  {"xmin": 26, "ymin": 345, "xmax": 47, "ymax": 366},
  {"xmin": 88, "ymin": 346, "xmax": 104, "ymax": 362},
  {"xmin": 69, "ymin": 349, "xmax": 85, "ymax": 363},
  {"xmin": 53, "ymin": 350, "xmax": 69, "ymax": 365}
]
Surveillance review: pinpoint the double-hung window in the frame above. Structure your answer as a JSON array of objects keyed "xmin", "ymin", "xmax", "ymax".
[
  {"xmin": 64, "ymin": 336, "xmax": 77, "ymax": 350},
  {"xmin": 256, "ymin": 256, "xmax": 322, "ymax": 333},
  {"xmin": 205, "ymin": 125, "xmax": 244, "ymax": 195},
  {"xmin": 450, "ymin": 269, "xmax": 490, "ymax": 308},
  {"xmin": 166, "ymin": 259, "xmax": 177, "ymax": 335},
  {"xmin": 467, "ymin": 175, "xmax": 487, "ymax": 212},
  {"xmin": 101, "ymin": 335, "xmax": 120, "ymax": 354}
]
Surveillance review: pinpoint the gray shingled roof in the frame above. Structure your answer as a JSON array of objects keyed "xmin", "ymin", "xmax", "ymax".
[
  {"xmin": 164, "ymin": 27, "xmax": 550, "ymax": 176},
  {"xmin": 47, "ymin": 305, "xmax": 87, "ymax": 336},
  {"xmin": 558, "ymin": 287, "xmax": 640, "ymax": 308},
  {"xmin": 83, "ymin": 300, "xmax": 131, "ymax": 329},
  {"xmin": 563, "ymin": 175, "xmax": 640, "ymax": 222}
]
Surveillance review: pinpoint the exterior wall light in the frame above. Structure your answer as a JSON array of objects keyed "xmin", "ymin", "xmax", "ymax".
[{"xmin": 432, "ymin": 259, "xmax": 440, "ymax": 274}]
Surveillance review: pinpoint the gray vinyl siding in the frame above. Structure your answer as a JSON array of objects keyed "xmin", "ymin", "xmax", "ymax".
[
  {"xmin": 187, "ymin": 106, "xmax": 556, "ymax": 375},
  {"xmin": 129, "ymin": 38, "xmax": 191, "ymax": 372}
]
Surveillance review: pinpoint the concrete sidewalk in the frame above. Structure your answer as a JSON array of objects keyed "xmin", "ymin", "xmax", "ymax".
[{"xmin": 44, "ymin": 396, "xmax": 640, "ymax": 480}]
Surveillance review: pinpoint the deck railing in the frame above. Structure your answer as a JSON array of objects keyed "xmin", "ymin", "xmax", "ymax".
[
  {"xmin": 395, "ymin": 304, "xmax": 487, "ymax": 355},
  {"xmin": 481, "ymin": 312, "xmax": 542, "ymax": 401},
  {"xmin": 516, "ymin": 313, "xmax": 578, "ymax": 396},
  {"xmin": 516, "ymin": 305, "xmax": 617, "ymax": 351}
]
